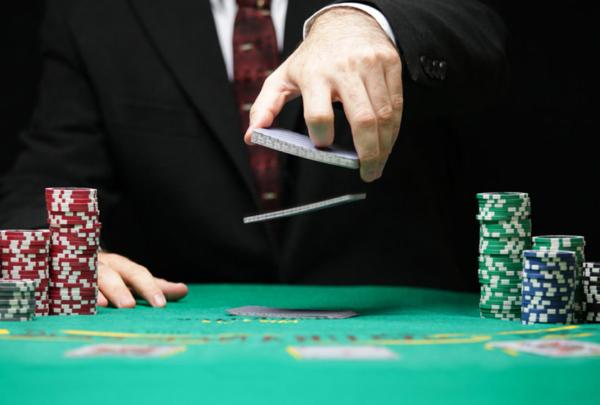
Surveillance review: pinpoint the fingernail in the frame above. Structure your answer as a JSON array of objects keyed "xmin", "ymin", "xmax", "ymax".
[
  {"xmin": 118, "ymin": 297, "xmax": 135, "ymax": 308},
  {"xmin": 153, "ymin": 294, "xmax": 166, "ymax": 307}
]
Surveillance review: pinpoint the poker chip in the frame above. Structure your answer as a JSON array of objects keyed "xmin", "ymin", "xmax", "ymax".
[
  {"xmin": 521, "ymin": 249, "xmax": 576, "ymax": 325},
  {"xmin": 582, "ymin": 262, "xmax": 600, "ymax": 323},
  {"xmin": 0, "ymin": 230, "xmax": 50, "ymax": 317},
  {"xmin": 0, "ymin": 279, "xmax": 37, "ymax": 321},
  {"xmin": 531, "ymin": 236, "xmax": 586, "ymax": 323},
  {"xmin": 46, "ymin": 187, "xmax": 99, "ymax": 316},
  {"xmin": 476, "ymin": 192, "xmax": 531, "ymax": 321}
]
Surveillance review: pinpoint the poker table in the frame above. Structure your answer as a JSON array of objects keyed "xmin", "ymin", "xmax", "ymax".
[{"xmin": 1, "ymin": 284, "xmax": 599, "ymax": 404}]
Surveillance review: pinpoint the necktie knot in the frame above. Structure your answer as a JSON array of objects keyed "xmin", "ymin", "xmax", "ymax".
[{"xmin": 236, "ymin": 0, "xmax": 270, "ymax": 9}]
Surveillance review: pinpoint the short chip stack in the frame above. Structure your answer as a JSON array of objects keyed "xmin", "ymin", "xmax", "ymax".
[
  {"xmin": 0, "ymin": 279, "xmax": 37, "ymax": 321},
  {"xmin": 521, "ymin": 250, "xmax": 576, "ymax": 325},
  {"xmin": 45, "ymin": 187, "xmax": 100, "ymax": 316},
  {"xmin": 532, "ymin": 235, "xmax": 585, "ymax": 323},
  {"xmin": 0, "ymin": 229, "xmax": 50, "ymax": 316},
  {"xmin": 582, "ymin": 262, "xmax": 600, "ymax": 323},
  {"xmin": 477, "ymin": 192, "xmax": 532, "ymax": 321}
]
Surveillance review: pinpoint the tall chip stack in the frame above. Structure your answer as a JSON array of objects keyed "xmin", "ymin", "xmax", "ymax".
[
  {"xmin": 532, "ymin": 235, "xmax": 585, "ymax": 323},
  {"xmin": 45, "ymin": 188, "xmax": 100, "ymax": 316},
  {"xmin": 521, "ymin": 250, "xmax": 576, "ymax": 324},
  {"xmin": 0, "ymin": 229, "xmax": 50, "ymax": 316},
  {"xmin": 0, "ymin": 279, "xmax": 38, "ymax": 321},
  {"xmin": 477, "ymin": 192, "xmax": 532, "ymax": 321},
  {"xmin": 582, "ymin": 262, "xmax": 600, "ymax": 323}
]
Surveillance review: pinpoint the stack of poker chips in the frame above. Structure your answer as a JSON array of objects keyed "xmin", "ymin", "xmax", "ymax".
[
  {"xmin": 0, "ymin": 229, "xmax": 50, "ymax": 316},
  {"xmin": 532, "ymin": 235, "xmax": 585, "ymax": 323},
  {"xmin": 582, "ymin": 262, "xmax": 600, "ymax": 323},
  {"xmin": 521, "ymin": 250, "xmax": 576, "ymax": 325},
  {"xmin": 477, "ymin": 192, "xmax": 532, "ymax": 321},
  {"xmin": 45, "ymin": 188, "xmax": 100, "ymax": 316},
  {"xmin": 0, "ymin": 279, "xmax": 37, "ymax": 321}
]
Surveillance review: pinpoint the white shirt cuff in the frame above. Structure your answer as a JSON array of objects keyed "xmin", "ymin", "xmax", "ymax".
[{"xmin": 303, "ymin": 3, "xmax": 396, "ymax": 46}]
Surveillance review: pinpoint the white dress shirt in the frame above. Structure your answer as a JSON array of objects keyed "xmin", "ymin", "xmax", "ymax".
[{"xmin": 209, "ymin": 0, "xmax": 395, "ymax": 81}]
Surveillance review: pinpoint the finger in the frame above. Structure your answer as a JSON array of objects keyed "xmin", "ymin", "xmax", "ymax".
[
  {"xmin": 155, "ymin": 278, "xmax": 189, "ymax": 302},
  {"xmin": 336, "ymin": 75, "xmax": 380, "ymax": 182},
  {"xmin": 98, "ymin": 262, "xmax": 136, "ymax": 308},
  {"xmin": 384, "ymin": 56, "xmax": 404, "ymax": 147},
  {"xmin": 302, "ymin": 80, "xmax": 335, "ymax": 147},
  {"xmin": 362, "ymin": 63, "xmax": 394, "ymax": 175},
  {"xmin": 244, "ymin": 69, "xmax": 300, "ymax": 144},
  {"xmin": 105, "ymin": 254, "xmax": 166, "ymax": 308},
  {"xmin": 97, "ymin": 290, "xmax": 109, "ymax": 307}
]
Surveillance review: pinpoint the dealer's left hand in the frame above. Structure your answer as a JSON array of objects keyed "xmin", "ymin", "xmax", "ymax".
[{"xmin": 244, "ymin": 7, "xmax": 403, "ymax": 182}]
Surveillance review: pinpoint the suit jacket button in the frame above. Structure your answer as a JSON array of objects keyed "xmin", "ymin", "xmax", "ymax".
[{"xmin": 438, "ymin": 61, "xmax": 447, "ymax": 80}]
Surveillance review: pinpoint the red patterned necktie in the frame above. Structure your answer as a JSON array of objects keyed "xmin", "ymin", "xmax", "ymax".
[{"xmin": 233, "ymin": 0, "xmax": 281, "ymax": 211}]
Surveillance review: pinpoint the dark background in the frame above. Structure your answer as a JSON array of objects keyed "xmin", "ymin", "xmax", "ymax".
[{"xmin": 1, "ymin": 2, "xmax": 598, "ymax": 286}]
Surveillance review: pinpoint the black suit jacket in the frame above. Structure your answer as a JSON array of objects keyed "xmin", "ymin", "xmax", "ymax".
[{"xmin": 0, "ymin": 0, "xmax": 507, "ymax": 290}]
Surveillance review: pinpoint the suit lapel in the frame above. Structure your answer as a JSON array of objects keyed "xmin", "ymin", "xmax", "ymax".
[{"xmin": 128, "ymin": 0, "xmax": 258, "ymax": 202}]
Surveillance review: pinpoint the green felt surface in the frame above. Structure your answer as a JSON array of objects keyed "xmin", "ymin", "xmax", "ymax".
[{"xmin": 1, "ymin": 284, "xmax": 599, "ymax": 404}]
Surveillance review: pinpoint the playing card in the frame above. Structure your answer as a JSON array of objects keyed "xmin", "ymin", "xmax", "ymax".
[
  {"xmin": 287, "ymin": 346, "xmax": 398, "ymax": 360},
  {"xmin": 252, "ymin": 128, "xmax": 359, "ymax": 169},
  {"xmin": 65, "ymin": 344, "xmax": 185, "ymax": 358},
  {"xmin": 227, "ymin": 305, "xmax": 358, "ymax": 319},
  {"xmin": 489, "ymin": 339, "xmax": 600, "ymax": 358},
  {"xmin": 243, "ymin": 193, "xmax": 366, "ymax": 224}
]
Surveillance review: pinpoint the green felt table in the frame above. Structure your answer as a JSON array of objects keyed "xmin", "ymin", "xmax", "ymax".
[{"xmin": 1, "ymin": 284, "xmax": 599, "ymax": 404}]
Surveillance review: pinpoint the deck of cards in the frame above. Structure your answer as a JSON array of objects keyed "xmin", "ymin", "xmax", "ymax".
[{"xmin": 244, "ymin": 128, "xmax": 365, "ymax": 224}]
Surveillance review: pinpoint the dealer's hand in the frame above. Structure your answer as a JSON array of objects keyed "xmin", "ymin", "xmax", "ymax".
[
  {"xmin": 97, "ymin": 252, "xmax": 188, "ymax": 308},
  {"xmin": 245, "ymin": 7, "xmax": 403, "ymax": 182}
]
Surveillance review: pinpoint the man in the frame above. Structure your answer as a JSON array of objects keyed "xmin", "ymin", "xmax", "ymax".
[{"xmin": 0, "ymin": 0, "xmax": 507, "ymax": 308}]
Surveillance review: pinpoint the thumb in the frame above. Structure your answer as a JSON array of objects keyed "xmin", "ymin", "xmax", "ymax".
[{"xmin": 244, "ymin": 67, "xmax": 301, "ymax": 144}]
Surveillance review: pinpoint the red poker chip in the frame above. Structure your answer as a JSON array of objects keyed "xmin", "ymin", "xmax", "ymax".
[
  {"xmin": 49, "ymin": 311, "xmax": 97, "ymax": 316},
  {"xmin": 51, "ymin": 235, "xmax": 99, "ymax": 243},
  {"xmin": 50, "ymin": 277, "xmax": 96, "ymax": 283},
  {"xmin": 51, "ymin": 223, "xmax": 102, "ymax": 231},
  {"xmin": 50, "ymin": 278, "xmax": 97, "ymax": 284},
  {"xmin": 1, "ymin": 249, "xmax": 48, "ymax": 255},
  {"xmin": 50, "ymin": 270, "xmax": 97, "ymax": 276},
  {"xmin": 50, "ymin": 243, "xmax": 98, "ymax": 249},
  {"xmin": 49, "ymin": 290, "xmax": 96, "ymax": 295},
  {"xmin": 0, "ymin": 240, "xmax": 47, "ymax": 246},
  {"xmin": 48, "ymin": 214, "xmax": 99, "ymax": 222},
  {"xmin": 49, "ymin": 281, "xmax": 96, "ymax": 288},
  {"xmin": 49, "ymin": 301, "xmax": 96, "ymax": 305},
  {"xmin": 3, "ymin": 273, "xmax": 47, "ymax": 279},
  {"xmin": 0, "ymin": 229, "xmax": 51, "ymax": 238},
  {"xmin": 1, "ymin": 251, "xmax": 47, "ymax": 258},
  {"xmin": 49, "ymin": 294, "xmax": 96, "ymax": 299},
  {"xmin": 47, "ymin": 202, "xmax": 99, "ymax": 209},
  {"xmin": 50, "ymin": 261, "xmax": 97, "ymax": 267},
  {"xmin": 51, "ymin": 254, "xmax": 96, "ymax": 259},
  {"xmin": 48, "ymin": 211, "xmax": 98, "ymax": 218},
  {"xmin": 49, "ymin": 305, "xmax": 96, "ymax": 310},
  {"xmin": 49, "ymin": 297, "xmax": 96, "ymax": 302},
  {"xmin": 45, "ymin": 187, "xmax": 97, "ymax": 195},
  {"xmin": 46, "ymin": 196, "xmax": 96, "ymax": 203},
  {"xmin": 1, "ymin": 261, "xmax": 47, "ymax": 267}
]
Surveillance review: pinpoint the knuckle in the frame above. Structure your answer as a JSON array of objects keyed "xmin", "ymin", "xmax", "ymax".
[
  {"xmin": 376, "ymin": 104, "xmax": 394, "ymax": 123},
  {"xmin": 390, "ymin": 94, "xmax": 404, "ymax": 110},
  {"xmin": 381, "ymin": 49, "xmax": 400, "ymax": 65},
  {"xmin": 353, "ymin": 111, "xmax": 377, "ymax": 128},
  {"xmin": 305, "ymin": 111, "xmax": 333, "ymax": 126}
]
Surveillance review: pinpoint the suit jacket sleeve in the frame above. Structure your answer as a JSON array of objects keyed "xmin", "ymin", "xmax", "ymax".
[
  {"xmin": 341, "ymin": 0, "xmax": 508, "ymax": 120},
  {"xmin": 0, "ymin": 1, "xmax": 116, "ymax": 228}
]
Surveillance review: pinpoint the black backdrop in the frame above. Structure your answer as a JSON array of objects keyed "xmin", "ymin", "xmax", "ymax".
[{"xmin": 1, "ymin": 2, "xmax": 598, "ymax": 283}]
